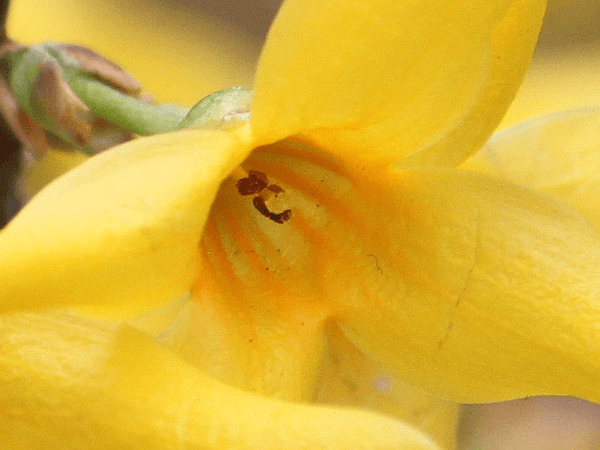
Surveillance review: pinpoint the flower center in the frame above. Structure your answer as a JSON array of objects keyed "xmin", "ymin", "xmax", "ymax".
[{"xmin": 232, "ymin": 166, "xmax": 292, "ymax": 224}]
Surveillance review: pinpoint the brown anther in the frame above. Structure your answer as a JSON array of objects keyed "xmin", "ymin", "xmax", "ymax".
[
  {"xmin": 235, "ymin": 169, "xmax": 292, "ymax": 224},
  {"xmin": 249, "ymin": 170, "xmax": 268, "ymax": 185},
  {"xmin": 236, "ymin": 170, "xmax": 268, "ymax": 195},
  {"xmin": 273, "ymin": 208, "xmax": 292, "ymax": 224},
  {"xmin": 252, "ymin": 196, "xmax": 292, "ymax": 224},
  {"xmin": 252, "ymin": 195, "xmax": 270, "ymax": 217}
]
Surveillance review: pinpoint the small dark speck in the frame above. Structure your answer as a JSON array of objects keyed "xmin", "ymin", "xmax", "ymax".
[{"xmin": 367, "ymin": 254, "xmax": 383, "ymax": 274}]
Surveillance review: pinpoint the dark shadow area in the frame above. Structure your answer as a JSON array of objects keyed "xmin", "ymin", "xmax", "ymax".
[{"xmin": 0, "ymin": 0, "xmax": 20, "ymax": 227}]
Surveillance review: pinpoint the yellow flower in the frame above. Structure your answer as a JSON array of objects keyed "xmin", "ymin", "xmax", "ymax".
[{"xmin": 6, "ymin": 0, "xmax": 600, "ymax": 448}]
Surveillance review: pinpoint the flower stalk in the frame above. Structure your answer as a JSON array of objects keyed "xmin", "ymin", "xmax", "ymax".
[
  {"xmin": 6, "ymin": 42, "xmax": 253, "ymax": 152},
  {"xmin": 65, "ymin": 73, "xmax": 183, "ymax": 135}
]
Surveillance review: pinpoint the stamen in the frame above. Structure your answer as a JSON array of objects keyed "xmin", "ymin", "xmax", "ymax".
[
  {"xmin": 236, "ymin": 170, "xmax": 268, "ymax": 196},
  {"xmin": 232, "ymin": 167, "xmax": 292, "ymax": 224},
  {"xmin": 253, "ymin": 196, "xmax": 292, "ymax": 224}
]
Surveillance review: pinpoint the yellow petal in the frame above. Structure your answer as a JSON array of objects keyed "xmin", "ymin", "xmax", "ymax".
[
  {"xmin": 156, "ymin": 289, "xmax": 331, "ymax": 401},
  {"xmin": 251, "ymin": 0, "xmax": 545, "ymax": 167},
  {"xmin": 0, "ymin": 125, "xmax": 253, "ymax": 319},
  {"xmin": 462, "ymin": 106, "xmax": 600, "ymax": 228},
  {"xmin": 173, "ymin": 138, "xmax": 600, "ymax": 404},
  {"xmin": 0, "ymin": 311, "xmax": 441, "ymax": 450},
  {"xmin": 127, "ymin": 292, "xmax": 191, "ymax": 337},
  {"xmin": 399, "ymin": 0, "xmax": 545, "ymax": 168},
  {"xmin": 328, "ymin": 168, "xmax": 600, "ymax": 403}
]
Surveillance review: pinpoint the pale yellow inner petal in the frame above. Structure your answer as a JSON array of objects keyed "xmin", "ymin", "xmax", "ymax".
[{"xmin": 158, "ymin": 287, "xmax": 330, "ymax": 401}]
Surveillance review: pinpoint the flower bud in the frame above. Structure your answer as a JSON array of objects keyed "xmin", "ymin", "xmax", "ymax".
[{"xmin": 5, "ymin": 42, "xmax": 144, "ymax": 155}]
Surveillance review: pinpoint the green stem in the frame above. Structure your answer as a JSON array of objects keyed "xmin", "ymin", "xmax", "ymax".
[{"xmin": 67, "ymin": 75, "xmax": 183, "ymax": 135}]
